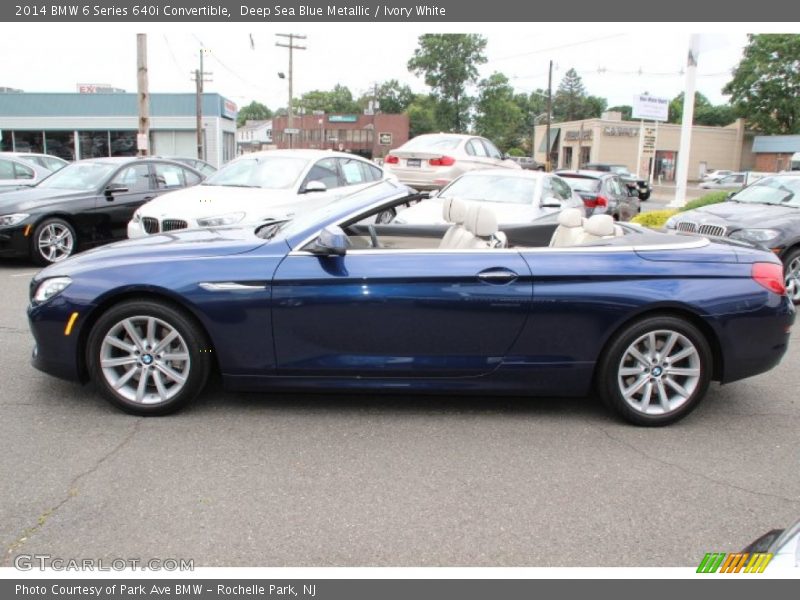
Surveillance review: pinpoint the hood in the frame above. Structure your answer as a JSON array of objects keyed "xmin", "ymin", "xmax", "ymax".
[
  {"xmin": 138, "ymin": 185, "xmax": 302, "ymax": 220},
  {"xmin": 683, "ymin": 201, "xmax": 800, "ymax": 229},
  {"xmin": 0, "ymin": 187, "xmax": 88, "ymax": 211},
  {"xmin": 37, "ymin": 225, "xmax": 271, "ymax": 278},
  {"xmin": 396, "ymin": 198, "xmax": 550, "ymax": 225}
]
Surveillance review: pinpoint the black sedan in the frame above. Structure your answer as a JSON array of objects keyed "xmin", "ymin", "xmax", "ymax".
[
  {"xmin": 0, "ymin": 157, "xmax": 204, "ymax": 265},
  {"xmin": 584, "ymin": 162, "xmax": 651, "ymax": 201},
  {"xmin": 666, "ymin": 173, "xmax": 800, "ymax": 301}
]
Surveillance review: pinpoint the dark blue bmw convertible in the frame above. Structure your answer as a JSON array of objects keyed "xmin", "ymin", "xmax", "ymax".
[{"xmin": 27, "ymin": 180, "xmax": 794, "ymax": 425}]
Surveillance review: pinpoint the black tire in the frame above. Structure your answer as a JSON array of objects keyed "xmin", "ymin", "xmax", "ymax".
[
  {"xmin": 596, "ymin": 315, "xmax": 712, "ymax": 426},
  {"xmin": 31, "ymin": 217, "xmax": 77, "ymax": 266},
  {"xmin": 86, "ymin": 299, "xmax": 212, "ymax": 416},
  {"xmin": 639, "ymin": 191, "xmax": 650, "ymax": 201},
  {"xmin": 781, "ymin": 247, "xmax": 800, "ymax": 304}
]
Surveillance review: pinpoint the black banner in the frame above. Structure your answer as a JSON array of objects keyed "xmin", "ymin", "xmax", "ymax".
[
  {"xmin": 2, "ymin": 0, "xmax": 799, "ymax": 22},
  {"xmin": 3, "ymin": 579, "xmax": 799, "ymax": 600}
]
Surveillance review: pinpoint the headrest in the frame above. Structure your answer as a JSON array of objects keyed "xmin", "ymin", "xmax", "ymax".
[
  {"xmin": 449, "ymin": 198, "xmax": 468, "ymax": 225},
  {"xmin": 466, "ymin": 204, "xmax": 498, "ymax": 237},
  {"xmin": 584, "ymin": 214, "xmax": 616, "ymax": 237},
  {"xmin": 441, "ymin": 197, "xmax": 455, "ymax": 222},
  {"xmin": 558, "ymin": 208, "xmax": 584, "ymax": 228}
]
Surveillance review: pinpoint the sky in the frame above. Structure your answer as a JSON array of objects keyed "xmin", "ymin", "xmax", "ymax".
[{"xmin": 0, "ymin": 23, "xmax": 770, "ymax": 112}]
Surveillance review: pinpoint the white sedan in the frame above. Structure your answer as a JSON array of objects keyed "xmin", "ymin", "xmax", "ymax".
[
  {"xmin": 392, "ymin": 169, "xmax": 585, "ymax": 225},
  {"xmin": 128, "ymin": 150, "xmax": 392, "ymax": 238}
]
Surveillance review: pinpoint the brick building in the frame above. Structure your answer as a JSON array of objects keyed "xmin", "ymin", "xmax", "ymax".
[
  {"xmin": 271, "ymin": 113, "xmax": 409, "ymax": 160},
  {"xmin": 752, "ymin": 135, "xmax": 800, "ymax": 172}
]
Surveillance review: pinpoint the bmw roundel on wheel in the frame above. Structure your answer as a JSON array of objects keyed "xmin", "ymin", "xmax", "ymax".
[{"xmin": 27, "ymin": 180, "xmax": 794, "ymax": 425}]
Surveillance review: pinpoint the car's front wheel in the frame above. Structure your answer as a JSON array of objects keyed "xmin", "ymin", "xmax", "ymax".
[
  {"xmin": 597, "ymin": 315, "xmax": 712, "ymax": 426},
  {"xmin": 86, "ymin": 299, "xmax": 212, "ymax": 415},
  {"xmin": 782, "ymin": 248, "xmax": 800, "ymax": 304},
  {"xmin": 32, "ymin": 218, "xmax": 76, "ymax": 265}
]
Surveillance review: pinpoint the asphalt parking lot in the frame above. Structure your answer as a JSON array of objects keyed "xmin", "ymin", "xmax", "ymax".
[{"xmin": 1, "ymin": 258, "xmax": 798, "ymax": 568}]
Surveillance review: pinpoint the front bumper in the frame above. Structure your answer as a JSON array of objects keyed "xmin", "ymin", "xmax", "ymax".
[
  {"xmin": 0, "ymin": 225, "xmax": 31, "ymax": 258},
  {"xmin": 28, "ymin": 296, "xmax": 89, "ymax": 383}
]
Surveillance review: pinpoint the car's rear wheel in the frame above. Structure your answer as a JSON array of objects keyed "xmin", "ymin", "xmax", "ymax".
[
  {"xmin": 32, "ymin": 218, "xmax": 76, "ymax": 265},
  {"xmin": 87, "ymin": 300, "xmax": 211, "ymax": 415},
  {"xmin": 781, "ymin": 248, "xmax": 800, "ymax": 304},
  {"xmin": 597, "ymin": 316, "xmax": 712, "ymax": 426}
]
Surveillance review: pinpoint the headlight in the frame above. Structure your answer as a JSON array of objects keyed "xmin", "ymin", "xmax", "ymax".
[
  {"xmin": 33, "ymin": 277, "xmax": 72, "ymax": 303},
  {"xmin": 729, "ymin": 228, "xmax": 781, "ymax": 243},
  {"xmin": 131, "ymin": 210, "xmax": 142, "ymax": 223},
  {"xmin": 665, "ymin": 215, "xmax": 678, "ymax": 230},
  {"xmin": 0, "ymin": 213, "xmax": 30, "ymax": 227},
  {"xmin": 196, "ymin": 212, "xmax": 246, "ymax": 227}
]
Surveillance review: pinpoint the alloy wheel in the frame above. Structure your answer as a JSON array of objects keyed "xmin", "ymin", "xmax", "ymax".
[
  {"xmin": 37, "ymin": 222, "xmax": 74, "ymax": 263},
  {"xmin": 784, "ymin": 256, "xmax": 800, "ymax": 303},
  {"xmin": 617, "ymin": 329, "xmax": 701, "ymax": 416},
  {"xmin": 99, "ymin": 316, "xmax": 191, "ymax": 405}
]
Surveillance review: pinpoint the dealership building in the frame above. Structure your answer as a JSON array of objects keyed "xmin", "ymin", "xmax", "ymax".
[
  {"xmin": 0, "ymin": 92, "xmax": 237, "ymax": 167},
  {"xmin": 533, "ymin": 112, "xmax": 755, "ymax": 181}
]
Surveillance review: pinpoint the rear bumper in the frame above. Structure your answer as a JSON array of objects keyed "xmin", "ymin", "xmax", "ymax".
[{"xmin": 718, "ymin": 295, "xmax": 795, "ymax": 384}]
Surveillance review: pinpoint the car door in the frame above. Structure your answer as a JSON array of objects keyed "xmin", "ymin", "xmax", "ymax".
[
  {"xmin": 271, "ymin": 244, "xmax": 533, "ymax": 378},
  {"xmin": 607, "ymin": 176, "xmax": 629, "ymax": 220},
  {"xmin": 335, "ymin": 157, "xmax": 381, "ymax": 195},
  {"xmin": 295, "ymin": 157, "xmax": 347, "ymax": 213},
  {"xmin": 481, "ymin": 138, "xmax": 511, "ymax": 169},
  {"xmin": 0, "ymin": 158, "xmax": 34, "ymax": 188},
  {"xmin": 99, "ymin": 163, "xmax": 157, "ymax": 240},
  {"xmin": 464, "ymin": 138, "xmax": 493, "ymax": 171}
]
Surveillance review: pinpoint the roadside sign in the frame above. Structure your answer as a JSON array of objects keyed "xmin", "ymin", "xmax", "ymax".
[
  {"xmin": 632, "ymin": 94, "xmax": 669, "ymax": 122},
  {"xmin": 136, "ymin": 133, "xmax": 148, "ymax": 151},
  {"xmin": 284, "ymin": 128, "xmax": 300, "ymax": 135},
  {"xmin": 378, "ymin": 132, "xmax": 392, "ymax": 145}
]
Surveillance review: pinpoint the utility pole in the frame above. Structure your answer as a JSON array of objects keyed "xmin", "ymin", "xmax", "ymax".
[
  {"xmin": 669, "ymin": 34, "xmax": 700, "ymax": 208},
  {"xmin": 136, "ymin": 34, "xmax": 149, "ymax": 157},
  {"xmin": 276, "ymin": 33, "xmax": 306, "ymax": 149},
  {"xmin": 190, "ymin": 47, "xmax": 212, "ymax": 160},
  {"xmin": 546, "ymin": 60, "xmax": 553, "ymax": 172}
]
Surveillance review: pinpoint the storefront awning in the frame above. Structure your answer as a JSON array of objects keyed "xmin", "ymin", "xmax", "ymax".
[{"xmin": 538, "ymin": 127, "xmax": 560, "ymax": 153}]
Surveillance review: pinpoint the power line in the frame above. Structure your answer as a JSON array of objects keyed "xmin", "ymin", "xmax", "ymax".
[{"xmin": 487, "ymin": 34, "xmax": 628, "ymax": 64}]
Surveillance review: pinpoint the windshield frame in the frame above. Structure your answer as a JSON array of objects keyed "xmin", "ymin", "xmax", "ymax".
[{"xmin": 34, "ymin": 161, "xmax": 118, "ymax": 191}]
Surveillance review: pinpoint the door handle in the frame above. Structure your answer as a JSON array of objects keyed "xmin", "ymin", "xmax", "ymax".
[
  {"xmin": 143, "ymin": 195, "xmax": 155, "ymax": 201},
  {"xmin": 477, "ymin": 268, "xmax": 518, "ymax": 284}
]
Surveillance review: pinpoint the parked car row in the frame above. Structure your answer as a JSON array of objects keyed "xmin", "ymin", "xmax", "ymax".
[{"xmin": 0, "ymin": 152, "xmax": 69, "ymax": 192}]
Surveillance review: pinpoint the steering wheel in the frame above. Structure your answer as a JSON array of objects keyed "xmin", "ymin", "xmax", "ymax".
[{"xmin": 367, "ymin": 224, "xmax": 380, "ymax": 248}]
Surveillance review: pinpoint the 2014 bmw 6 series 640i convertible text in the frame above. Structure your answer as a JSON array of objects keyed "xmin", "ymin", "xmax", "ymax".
[{"xmin": 27, "ymin": 181, "xmax": 794, "ymax": 426}]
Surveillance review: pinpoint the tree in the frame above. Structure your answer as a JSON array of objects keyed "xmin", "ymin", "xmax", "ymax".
[
  {"xmin": 723, "ymin": 34, "xmax": 800, "ymax": 134},
  {"xmin": 358, "ymin": 80, "xmax": 415, "ymax": 114},
  {"xmin": 407, "ymin": 34, "xmax": 487, "ymax": 133},
  {"xmin": 474, "ymin": 72, "xmax": 524, "ymax": 151},
  {"xmin": 514, "ymin": 90, "xmax": 548, "ymax": 154},
  {"xmin": 552, "ymin": 69, "xmax": 605, "ymax": 121},
  {"xmin": 296, "ymin": 84, "xmax": 360, "ymax": 114},
  {"xmin": 607, "ymin": 105, "xmax": 633, "ymax": 120},
  {"xmin": 236, "ymin": 101, "xmax": 272, "ymax": 127},
  {"xmin": 406, "ymin": 94, "xmax": 438, "ymax": 138},
  {"xmin": 668, "ymin": 92, "xmax": 736, "ymax": 127}
]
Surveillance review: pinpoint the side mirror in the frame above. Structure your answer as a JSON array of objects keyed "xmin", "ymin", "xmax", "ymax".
[
  {"xmin": 105, "ymin": 183, "xmax": 129, "ymax": 195},
  {"xmin": 308, "ymin": 225, "xmax": 349, "ymax": 256},
  {"xmin": 302, "ymin": 180, "xmax": 327, "ymax": 194}
]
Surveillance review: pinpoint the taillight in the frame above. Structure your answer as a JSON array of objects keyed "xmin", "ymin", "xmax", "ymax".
[
  {"xmin": 595, "ymin": 196, "xmax": 609, "ymax": 208},
  {"xmin": 752, "ymin": 262, "xmax": 786, "ymax": 295},
  {"xmin": 385, "ymin": 155, "xmax": 399, "ymax": 164},
  {"xmin": 582, "ymin": 195, "xmax": 607, "ymax": 209},
  {"xmin": 429, "ymin": 155, "xmax": 456, "ymax": 167}
]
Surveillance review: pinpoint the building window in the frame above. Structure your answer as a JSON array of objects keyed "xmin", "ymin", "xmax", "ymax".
[
  {"xmin": 223, "ymin": 131, "xmax": 235, "ymax": 163},
  {"xmin": 44, "ymin": 131, "xmax": 75, "ymax": 161},
  {"xmin": 0, "ymin": 130, "xmax": 11, "ymax": 152},
  {"xmin": 110, "ymin": 131, "xmax": 137, "ymax": 156},
  {"xmin": 13, "ymin": 131, "xmax": 44, "ymax": 154},
  {"xmin": 78, "ymin": 131, "xmax": 110, "ymax": 158}
]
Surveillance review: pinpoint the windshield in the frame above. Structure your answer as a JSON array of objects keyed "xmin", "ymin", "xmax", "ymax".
[
  {"xmin": 401, "ymin": 135, "xmax": 462, "ymax": 151},
  {"xmin": 439, "ymin": 174, "xmax": 537, "ymax": 204},
  {"xmin": 731, "ymin": 176, "xmax": 800, "ymax": 207},
  {"xmin": 204, "ymin": 156, "xmax": 308, "ymax": 189},
  {"xmin": 561, "ymin": 176, "xmax": 601, "ymax": 193},
  {"xmin": 36, "ymin": 162, "xmax": 117, "ymax": 191},
  {"xmin": 607, "ymin": 165, "xmax": 630, "ymax": 175}
]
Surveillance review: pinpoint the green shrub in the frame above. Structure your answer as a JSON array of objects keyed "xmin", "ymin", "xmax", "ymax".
[
  {"xmin": 506, "ymin": 147, "xmax": 525, "ymax": 157},
  {"xmin": 680, "ymin": 191, "xmax": 729, "ymax": 212},
  {"xmin": 631, "ymin": 209, "xmax": 679, "ymax": 229}
]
